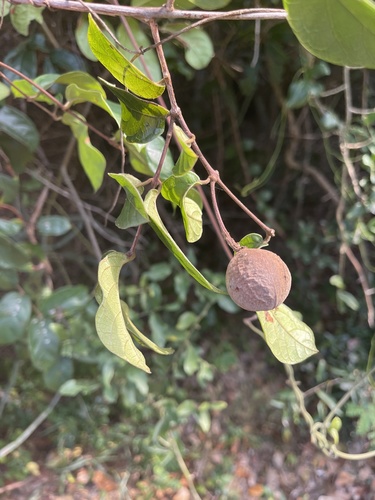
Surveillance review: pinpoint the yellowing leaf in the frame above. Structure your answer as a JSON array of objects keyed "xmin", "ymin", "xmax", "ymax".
[
  {"xmin": 257, "ymin": 304, "xmax": 318, "ymax": 364},
  {"xmin": 95, "ymin": 251, "xmax": 151, "ymax": 373}
]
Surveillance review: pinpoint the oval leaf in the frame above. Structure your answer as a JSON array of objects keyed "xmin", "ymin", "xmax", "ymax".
[
  {"xmin": 283, "ymin": 0, "xmax": 375, "ymax": 68},
  {"xmin": 257, "ymin": 304, "xmax": 318, "ymax": 364},
  {"xmin": 0, "ymin": 292, "xmax": 31, "ymax": 345},
  {"xmin": 101, "ymin": 79, "xmax": 168, "ymax": 143},
  {"xmin": 109, "ymin": 173, "xmax": 149, "ymax": 229},
  {"xmin": 87, "ymin": 14, "xmax": 165, "ymax": 99},
  {"xmin": 28, "ymin": 319, "xmax": 61, "ymax": 371},
  {"xmin": 36, "ymin": 215, "xmax": 72, "ymax": 237},
  {"xmin": 95, "ymin": 251, "xmax": 151, "ymax": 373},
  {"xmin": 121, "ymin": 301, "xmax": 174, "ymax": 355},
  {"xmin": 144, "ymin": 189, "xmax": 225, "ymax": 294}
]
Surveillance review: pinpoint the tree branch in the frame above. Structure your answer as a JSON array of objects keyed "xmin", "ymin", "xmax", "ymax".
[{"xmin": 8, "ymin": 0, "xmax": 287, "ymax": 22}]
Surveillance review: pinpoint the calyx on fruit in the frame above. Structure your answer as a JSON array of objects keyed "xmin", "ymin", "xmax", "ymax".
[{"xmin": 226, "ymin": 248, "xmax": 291, "ymax": 311}]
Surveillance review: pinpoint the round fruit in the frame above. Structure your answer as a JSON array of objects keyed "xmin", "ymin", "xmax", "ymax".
[{"xmin": 225, "ymin": 248, "xmax": 291, "ymax": 311}]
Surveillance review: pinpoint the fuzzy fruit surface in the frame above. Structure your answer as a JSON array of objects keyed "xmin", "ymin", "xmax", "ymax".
[{"xmin": 226, "ymin": 248, "xmax": 292, "ymax": 311}]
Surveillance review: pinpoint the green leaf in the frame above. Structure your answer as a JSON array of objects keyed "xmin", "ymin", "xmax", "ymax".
[
  {"xmin": 109, "ymin": 173, "xmax": 149, "ymax": 229},
  {"xmin": 0, "ymin": 234, "xmax": 30, "ymax": 270},
  {"xmin": 181, "ymin": 193, "xmax": 203, "ymax": 243},
  {"xmin": 62, "ymin": 112, "xmax": 106, "ymax": 191},
  {"xmin": 75, "ymin": 14, "xmax": 97, "ymax": 61},
  {"xmin": 0, "ymin": 83, "xmax": 11, "ymax": 101},
  {"xmin": 257, "ymin": 304, "xmax": 318, "ymax": 365},
  {"xmin": 144, "ymin": 189, "xmax": 225, "ymax": 294},
  {"xmin": 0, "ymin": 269, "xmax": 19, "ymax": 291},
  {"xmin": 0, "ymin": 292, "xmax": 31, "ymax": 345},
  {"xmin": 0, "ymin": 105, "xmax": 39, "ymax": 152},
  {"xmin": 59, "ymin": 379, "xmax": 100, "ymax": 396},
  {"xmin": 95, "ymin": 251, "xmax": 151, "ymax": 373},
  {"xmin": 121, "ymin": 301, "xmax": 174, "ymax": 355},
  {"xmin": 283, "ymin": 0, "xmax": 375, "ymax": 68},
  {"xmin": 3, "ymin": 40, "xmax": 37, "ymax": 81},
  {"xmin": 0, "ymin": 174, "xmax": 19, "ymax": 203},
  {"xmin": 101, "ymin": 79, "xmax": 168, "ymax": 143},
  {"xmin": 87, "ymin": 14, "xmax": 165, "ymax": 99},
  {"xmin": 183, "ymin": 344, "xmax": 199, "ymax": 375},
  {"xmin": 10, "ymin": 5, "xmax": 45, "ymax": 36},
  {"xmin": 36, "ymin": 215, "xmax": 72, "ymax": 236},
  {"xmin": 163, "ymin": 24, "xmax": 214, "ymax": 70},
  {"xmin": 173, "ymin": 124, "xmax": 198, "ymax": 175},
  {"xmin": 28, "ymin": 319, "xmax": 61, "ymax": 371},
  {"xmin": 127, "ymin": 136, "xmax": 174, "ymax": 180},
  {"xmin": 176, "ymin": 311, "xmax": 197, "ymax": 330},
  {"xmin": 286, "ymin": 80, "xmax": 323, "ymax": 109},
  {"xmin": 0, "ymin": 218, "xmax": 23, "ymax": 237},
  {"xmin": 43, "ymin": 357, "xmax": 74, "ymax": 391},
  {"xmin": 161, "ymin": 172, "xmax": 201, "ymax": 206},
  {"xmin": 239, "ymin": 233, "xmax": 266, "ymax": 249},
  {"xmin": 117, "ymin": 18, "xmax": 162, "ymax": 82},
  {"xmin": 39, "ymin": 285, "xmax": 89, "ymax": 316},
  {"xmin": 190, "ymin": 0, "xmax": 232, "ymax": 8},
  {"xmin": 11, "ymin": 74, "xmax": 59, "ymax": 105}
]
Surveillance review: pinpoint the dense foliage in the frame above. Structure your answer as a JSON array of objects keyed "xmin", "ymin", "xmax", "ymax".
[{"xmin": 0, "ymin": 0, "xmax": 375, "ymax": 496}]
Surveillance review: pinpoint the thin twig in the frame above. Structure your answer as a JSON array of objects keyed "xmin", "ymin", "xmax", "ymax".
[
  {"xmin": 9, "ymin": 0, "xmax": 287, "ymax": 22},
  {"xmin": 0, "ymin": 393, "xmax": 61, "ymax": 459}
]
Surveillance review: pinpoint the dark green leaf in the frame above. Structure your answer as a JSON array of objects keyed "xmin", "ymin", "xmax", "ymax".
[
  {"xmin": 109, "ymin": 173, "xmax": 149, "ymax": 229},
  {"xmin": 0, "ymin": 234, "xmax": 30, "ymax": 270},
  {"xmin": 87, "ymin": 14, "xmax": 165, "ymax": 99},
  {"xmin": 36, "ymin": 215, "xmax": 72, "ymax": 237},
  {"xmin": 0, "ymin": 175, "xmax": 19, "ymax": 203},
  {"xmin": 101, "ymin": 79, "xmax": 168, "ymax": 143},
  {"xmin": 43, "ymin": 357, "xmax": 74, "ymax": 391},
  {"xmin": 28, "ymin": 319, "xmax": 61, "ymax": 371},
  {"xmin": 283, "ymin": 0, "xmax": 375, "ymax": 68},
  {"xmin": 286, "ymin": 80, "xmax": 323, "ymax": 109},
  {"xmin": 3, "ymin": 40, "xmax": 37, "ymax": 81},
  {"xmin": 95, "ymin": 251, "xmax": 151, "ymax": 373},
  {"xmin": 0, "ymin": 292, "xmax": 31, "ymax": 345},
  {"xmin": 0, "ymin": 269, "xmax": 19, "ymax": 291},
  {"xmin": 62, "ymin": 112, "xmax": 106, "ymax": 191},
  {"xmin": 0, "ymin": 105, "xmax": 39, "ymax": 152},
  {"xmin": 144, "ymin": 189, "xmax": 225, "ymax": 294},
  {"xmin": 39, "ymin": 285, "xmax": 89, "ymax": 316},
  {"xmin": 50, "ymin": 48, "xmax": 87, "ymax": 72}
]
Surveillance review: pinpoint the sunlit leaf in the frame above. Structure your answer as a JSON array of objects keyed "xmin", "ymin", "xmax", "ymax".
[
  {"xmin": 109, "ymin": 173, "xmax": 149, "ymax": 229},
  {"xmin": 181, "ymin": 192, "xmax": 203, "ymax": 243},
  {"xmin": 144, "ymin": 189, "xmax": 225, "ymax": 294},
  {"xmin": 95, "ymin": 251, "xmax": 151, "ymax": 373},
  {"xmin": 127, "ymin": 136, "xmax": 174, "ymax": 180},
  {"xmin": 0, "ymin": 292, "xmax": 31, "ymax": 345},
  {"xmin": 11, "ymin": 74, "xmax": 59, "ymax": 105},
  {"xmin": 257, "ymin": 304, "xmax": 318, "ymax": 365},
  {"xmin": 239, "ymin": 233, "xmax": 266, "ymax": 249},
  {"xmin": 161, "ymin": 172, "xmax": 200, "ymax": 206},
  {"xmin": 62, "ymin": 112, "xmax": 106, "ymax": 191},
  {"xmin": 0, "ymin": 83, "xmax": 11, "ymax": 101},
  {"xmin": 117, "ymin": 18, "xmax": 162, "ymax": 82},
  {"xmin": 283, "ymin": 0, "xmax": 375, "ymax": 68},
  {"xmin": 121, "ymin": 301, "xmax": 174, "ymax": 355},
  {"xmin": 87, "ymin": 14, "xmax": 165, "ymax": 99},
  {"xmin": 101, "ymin": 79, "xmax": 168, "ymax": 143},
  {"xmin": 173, "ymin": 124, "xmax": 198, "ymax": 175}
]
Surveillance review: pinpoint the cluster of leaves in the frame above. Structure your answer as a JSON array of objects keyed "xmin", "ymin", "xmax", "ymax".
[{"xmin": 1, "ymin": 0, "xmax": 375, "ymax": 481}]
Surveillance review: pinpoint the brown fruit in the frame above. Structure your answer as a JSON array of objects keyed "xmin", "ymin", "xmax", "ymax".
[{"xmin": 226, "ymin": 248, "xmax": 291, "ymax": 311}]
